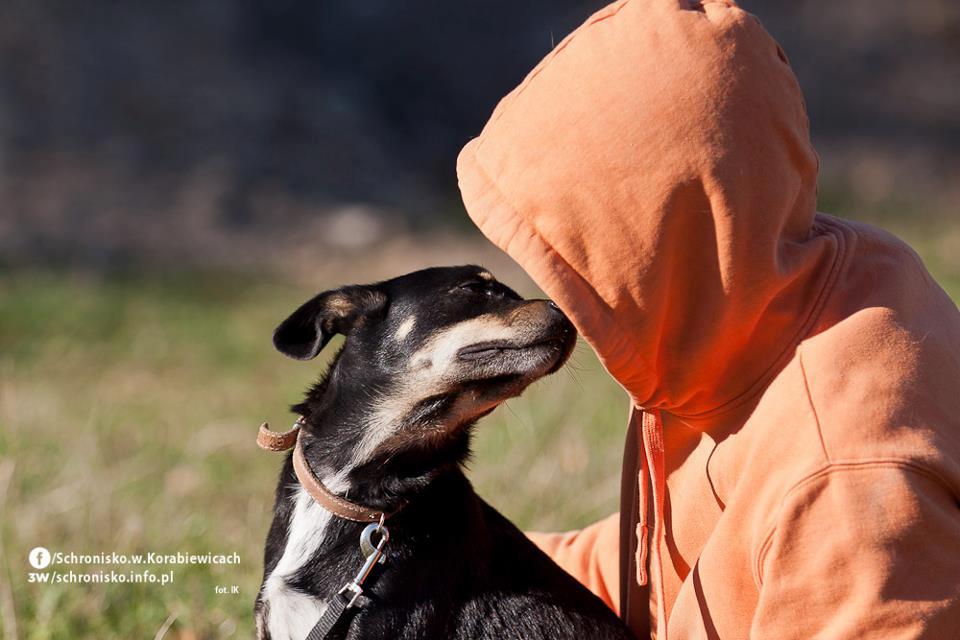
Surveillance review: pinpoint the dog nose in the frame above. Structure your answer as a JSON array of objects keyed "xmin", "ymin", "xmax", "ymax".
[{"xmin": 547, "ymin": 300, "xmax": 561, "ymax": 313}]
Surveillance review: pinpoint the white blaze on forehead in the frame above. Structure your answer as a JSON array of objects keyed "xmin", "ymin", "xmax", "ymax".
[
  {"xmin": 350, "ymin": 313, "xmax": 521, "ymax": 468},
  {"xmin": 394, "ymin": 315, "xmax": 416, "ymax": 341}
]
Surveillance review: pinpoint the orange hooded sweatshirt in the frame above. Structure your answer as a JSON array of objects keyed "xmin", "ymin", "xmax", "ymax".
[{"xmin": 457, "ymin": 1, "xmax": 960, "ymax": 638}]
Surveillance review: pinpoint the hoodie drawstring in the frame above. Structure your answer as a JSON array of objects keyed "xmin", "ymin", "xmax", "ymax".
[{"xmin": 636, "ymin": 409, "xmax": 668, "ymax": 640}]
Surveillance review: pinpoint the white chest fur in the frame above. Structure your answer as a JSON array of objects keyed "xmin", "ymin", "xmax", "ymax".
[{"xmin": 261, "ymin": 487, "xmax": 333, "ymax": 640}]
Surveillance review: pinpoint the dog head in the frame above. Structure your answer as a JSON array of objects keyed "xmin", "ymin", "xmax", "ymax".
[{"xmin": 273, "ymin": 265, "xmax": 576, "ymax": 492}]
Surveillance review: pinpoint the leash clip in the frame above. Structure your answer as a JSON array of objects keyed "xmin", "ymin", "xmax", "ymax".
[{"xmin": 337, "ymin": 521, "xmax": 390, "ymax": 608}]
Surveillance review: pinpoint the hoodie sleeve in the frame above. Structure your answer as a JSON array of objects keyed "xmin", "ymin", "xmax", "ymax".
[
  {"xmin": 751, "ymin": 462, "xmax": 960, "ymax": 639},
  {"xmin": 527, "ymin": 512, "xmax": 621, "ymax": 614}
]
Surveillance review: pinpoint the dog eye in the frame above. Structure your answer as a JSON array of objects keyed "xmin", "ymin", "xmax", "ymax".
[{"xmin": 456, "ymin": 282, "xmax": 492, "ymax": 296}]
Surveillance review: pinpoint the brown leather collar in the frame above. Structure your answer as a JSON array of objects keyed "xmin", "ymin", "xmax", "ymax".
[
  {"xmin": 257, "ymin": 418, "xmax": 397, "ymax": 523},
  {"xmin": 257, "ymin": 418, "xmax": 302, "ymax": 451}
]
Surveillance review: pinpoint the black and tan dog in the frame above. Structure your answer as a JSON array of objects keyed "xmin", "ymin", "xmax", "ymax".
[{"xmin": 255, "ymin": 265, "xmax": 631, "ymax": 640}]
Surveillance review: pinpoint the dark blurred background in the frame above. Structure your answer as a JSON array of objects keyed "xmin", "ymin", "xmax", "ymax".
[{"xmin": 1, "ymin": 0, "xmax": 957, "ymax": 270}]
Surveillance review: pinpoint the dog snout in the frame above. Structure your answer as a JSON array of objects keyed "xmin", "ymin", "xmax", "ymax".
[
  {"xmin": 503, "ymin": 301, "xmax": 574, "ymax": 348},
  {"xmin": 508, "ymin": 299, "xmax": 564, "ymax": 324},
  {"xmin": 546, "ymin": 300, "xmax": 570, "ymax": 327}
]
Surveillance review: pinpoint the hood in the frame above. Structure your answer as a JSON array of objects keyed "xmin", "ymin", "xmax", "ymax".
[{"xmin": 458, "ymin": 0, "xmax": 841, "ymax": 418}]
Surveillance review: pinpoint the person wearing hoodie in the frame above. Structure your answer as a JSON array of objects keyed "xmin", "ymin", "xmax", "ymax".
[{"xmin": 457, "ymin": 1, "xmax": 960, "ymax": 638}]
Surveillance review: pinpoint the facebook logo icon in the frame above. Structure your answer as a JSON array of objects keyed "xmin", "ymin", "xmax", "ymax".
[{"xmin": 28, "ymin": 547, "xmax": 51, "ymax": 569}]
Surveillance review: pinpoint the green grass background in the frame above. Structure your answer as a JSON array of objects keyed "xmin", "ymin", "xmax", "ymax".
[{"xmin": 1, "ymin": 216, "xmax": 958, "ymax": 639}]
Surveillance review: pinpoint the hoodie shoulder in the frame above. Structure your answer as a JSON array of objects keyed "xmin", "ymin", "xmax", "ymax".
[{"xmin": 796, "ymin": 216, "xmax": 960, "ymax": 492}]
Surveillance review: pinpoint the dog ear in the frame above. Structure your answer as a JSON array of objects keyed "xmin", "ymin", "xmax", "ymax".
[{"xmin": 273, "ymin": 286, "xmax": 387, "ymax": 360}]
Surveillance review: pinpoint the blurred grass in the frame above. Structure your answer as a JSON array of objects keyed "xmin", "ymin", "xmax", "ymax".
[{"xmin": 1, "ymin": 217, "xmax": 957, "ymax": 639}]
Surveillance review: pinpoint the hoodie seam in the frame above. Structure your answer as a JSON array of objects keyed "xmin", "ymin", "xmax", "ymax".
[
  {"xmin": 752, "ymin": 459, "xmax": 956, "ymax": 588},
  {"xmin": 797, "ymin": 347, "xmax": 831, "ymax": 463}
]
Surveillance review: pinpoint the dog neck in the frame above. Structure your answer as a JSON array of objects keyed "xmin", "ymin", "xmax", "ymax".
[
  {"xmin": 291, "ymin": 435, "xmax": 398, "ymax": 522},
  {"xmin": 295, "ymin": 410, "xmax": 472, "ymax": 516}
]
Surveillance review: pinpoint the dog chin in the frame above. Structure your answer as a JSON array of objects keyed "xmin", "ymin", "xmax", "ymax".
[{"xmin": 457, "ymin": 352, "xmax": 564, "ymax": 414}]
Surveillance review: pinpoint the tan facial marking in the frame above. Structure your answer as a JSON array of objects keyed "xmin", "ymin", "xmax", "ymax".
[
  {"xmin": 410, "ymin": 315, "xmax": 516, "ymax": 375},
  {"xmin": 477, "ymin": 271, "xmax": 494, "ymax": 281},
  {"xmin": 394, "ymin": 316, "xmax": 416, "ymax": 341}
]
